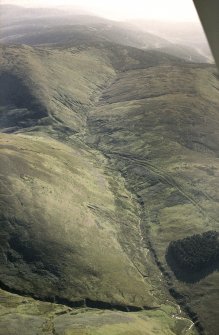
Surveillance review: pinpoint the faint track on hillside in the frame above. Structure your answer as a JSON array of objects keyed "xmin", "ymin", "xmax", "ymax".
[
  {"xmin": 104, "ymin": 151, "xmax": 218, "ymax": 227},
  {"xmin": 84, "ymin": 72, "xmax": 210, "ymax": 334},
  {"xmin": 84, "ymin": 142, "xmax": 206, "ymax": 334}
]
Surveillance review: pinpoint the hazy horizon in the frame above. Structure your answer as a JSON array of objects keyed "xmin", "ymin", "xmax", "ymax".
[{"xmin": 1, "ymin": 0, "xmax": 200, "ymax": 22}]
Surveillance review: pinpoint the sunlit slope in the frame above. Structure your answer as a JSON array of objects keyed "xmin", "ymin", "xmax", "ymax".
[
  {"xmin": 0, "ymin": 131, "xmax": 158, "ymax": 308},
  {"xmin": 0, "ymin": 39, "xmax": 217, "ymax": 335},
  {"xmin": 0, "ymin": 43, "xmax": 182, "ymax": 309},
  {"xmin": 87, "ymin": 63, "xmax": 219, "ymax": 334}
]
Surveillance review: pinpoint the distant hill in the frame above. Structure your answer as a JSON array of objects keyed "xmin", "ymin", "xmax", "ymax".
[
  {"xmin": 0, "ymin": 4, "xmax": 90, "ymax": 20},
  {"xmin": 0, "ymin": 4, "xmax": 211, "ymax": 63},
  {"xmin": 129, "ymin": 19, "xmax": 213, "ymax": 63},
  {"xmin": 0, "ymin": 5, "xmax": 169, "ymax": 50}
]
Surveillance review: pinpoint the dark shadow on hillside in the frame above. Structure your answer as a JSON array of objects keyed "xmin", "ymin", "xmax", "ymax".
[{"xmin": 0, "ymin": 72, "xmax": 48, "ymax": 131}]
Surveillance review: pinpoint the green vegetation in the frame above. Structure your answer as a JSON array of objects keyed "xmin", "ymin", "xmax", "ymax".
[
  {"xmin": 85, "ymin": 58, "xmax": 219, "ymax": 335},
  {"xmin": 0, "ymin": 6, "xmax": 219, "ymax": 335},
  {"xmin": 0, "ymin": 289, "xmax": 192, "ymax": 335},
  {"xmin": 0, "ymin": 132, "xmax": 156, "ymax": 309}
]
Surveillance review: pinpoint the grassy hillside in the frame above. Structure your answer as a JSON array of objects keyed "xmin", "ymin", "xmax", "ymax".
[
  {"xmin": 0, "ymin": 43, "xmax": 184, "ymax": 135},
  {"xmin": 86, "ymin": 60, "xmax": 219, "ymax": 334},
  {"xmin": 1, "ymin": 43, "xmax": 171, "ymax": 309},
  {"xmin": 0, "ymin": 131, "xmax": 159, "ymax": 308},
  {"xmin": 0, "ymin": 288, "xmax": 187, "ymax": 335},
  {"xmin": 0, "ymin": 13, "xmax": 218, "ymax": 334}
]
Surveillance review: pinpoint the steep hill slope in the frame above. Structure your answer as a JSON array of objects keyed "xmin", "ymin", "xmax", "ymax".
[
  {"xmin": 1, "ymin": 44, "xmax": 171, "ymax": 308},
  {"xmin": 0, "ymin": 25, "xmax": 218, "ymax": 335},
  {"xmin": 0, "ymin": 131, "xmax": 158, "ymax": 309},
  {"xmin": 0, "ymin": 42, "xmax": 200, "ymax": 335},
  {"xmin": 86, "ymin": 61, "xmax": 219, "ymax": 335}
]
